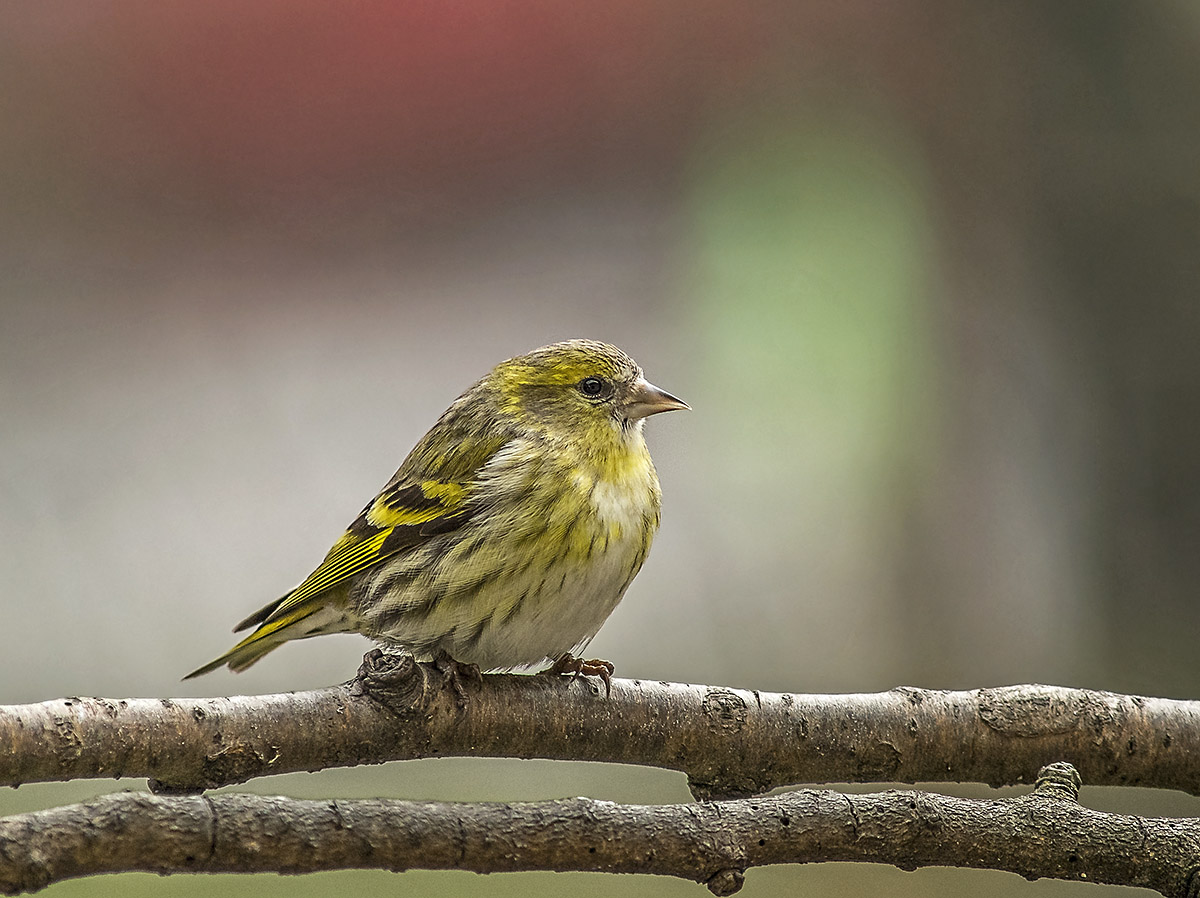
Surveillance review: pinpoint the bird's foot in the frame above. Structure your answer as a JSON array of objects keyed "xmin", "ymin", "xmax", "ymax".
[
  {"xmin": 549, "ymin": 653, "xmax": 615, "ymax": 698},
  {"xmin": 433, "ymin": 650, "xmax": 482, "ymax": 706}
]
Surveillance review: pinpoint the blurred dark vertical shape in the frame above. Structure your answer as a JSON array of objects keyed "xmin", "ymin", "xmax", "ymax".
[{"xmin": 897, "ymin": 1, "xmax": 1200, "ymax": 692}]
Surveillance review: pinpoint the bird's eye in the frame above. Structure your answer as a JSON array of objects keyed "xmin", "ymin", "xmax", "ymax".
[{"xmin": 578, "ymin": 376, "xmax": 609, "ymax": 398}]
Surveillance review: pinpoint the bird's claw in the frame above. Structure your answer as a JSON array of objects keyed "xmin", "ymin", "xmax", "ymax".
[
  {"xmin": 550, "ymin": 653, "xmax": 615, "ymax": 697},
  {"xmin": 433, "ymin": 651, "xmax": 482, "ymax": 706}
]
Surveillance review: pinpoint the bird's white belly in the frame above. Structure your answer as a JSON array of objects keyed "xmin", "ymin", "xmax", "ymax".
[{"xmin": 462, "ymin": 538, "xmax": 640, "ymax": 668}]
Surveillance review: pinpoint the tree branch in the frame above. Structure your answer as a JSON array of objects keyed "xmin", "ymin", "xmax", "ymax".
[
  {"xmin": 4, "ymin": 652, "xmax": 1200, "ymax": 798},
  {"xmin": 0, "ymin": 764, "xmax": 1196, "ymax": 896}
]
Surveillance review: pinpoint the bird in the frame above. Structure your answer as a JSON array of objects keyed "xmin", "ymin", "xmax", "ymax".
[{"xmin": 185, "ymin": 339, "xmax": 687, "ymax": 692}]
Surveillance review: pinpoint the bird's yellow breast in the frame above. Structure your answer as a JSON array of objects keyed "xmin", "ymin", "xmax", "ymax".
[{"xmin": 570, "ymin": 446, "xmax": 660, "ymax": 544}]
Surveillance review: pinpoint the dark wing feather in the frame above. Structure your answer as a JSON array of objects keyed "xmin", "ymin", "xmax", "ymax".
[
  {"xmin": 239, "ymin": 419, "xmax": 511, "ymax": 631},
  {"xmin": 183, "ymin": 398, "xmax": 513, "ymax": 679}
]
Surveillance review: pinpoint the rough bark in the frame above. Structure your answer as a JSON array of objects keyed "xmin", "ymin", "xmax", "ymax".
[
  {"xmin": 0, "ymin": 764, "xmax": 1196, "ymax": 896},
  {"xmin": 2, "ymin": 652, "xmax": 1199, "ymax": 799}
]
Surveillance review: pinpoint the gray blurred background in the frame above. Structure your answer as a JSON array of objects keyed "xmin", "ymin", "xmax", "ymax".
[{"xmin": 3, "ymin": 2, "xmax": 1200, "ymax": 895}]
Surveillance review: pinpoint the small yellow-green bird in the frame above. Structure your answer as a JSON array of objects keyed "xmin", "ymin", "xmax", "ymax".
[{"xmin": 186, "ymin": 340, "xmax": 687, "ymax": 687}]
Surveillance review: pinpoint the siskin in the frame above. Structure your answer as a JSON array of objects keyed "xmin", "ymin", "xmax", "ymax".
[{"xmin": 186, "ymin": 340, "xmax": 687, "ymax": 689}]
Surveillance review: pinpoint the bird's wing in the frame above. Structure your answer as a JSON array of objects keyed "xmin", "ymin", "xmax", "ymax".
[
  {"xmin": 235, "ymin": 426, "xmax": 511, "ymax": 633},
  {"xmin": 181, "ymin": 413, "xmax": 514, "ymax": 678},
  {"xmin": 248, "ymin": 482, "xmax": 464, "ymax": 621}
]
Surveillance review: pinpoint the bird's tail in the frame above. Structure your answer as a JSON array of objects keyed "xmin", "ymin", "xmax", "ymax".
[{"xmin": 184, "ymin": 591, "xmax": 346, "ymax": 679}]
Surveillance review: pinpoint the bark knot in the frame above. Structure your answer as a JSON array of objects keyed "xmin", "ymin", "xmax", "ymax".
[
  {"xmin": 977, "ymin": 686, "xmax": 1084, "ymax": 737},
  {"xmin": 702, "ymin": 690, "xmax": 748, "ymax": 733},
  {"xmin": 1034, "ymin": 762, "xmax": 1082, "ymax": 801},
  {"xmin": 706, "ymin": 868, "xmax": 745, "ymax": 895},
  {"xmin": 350, "ymin": 649, "xmax": 428, "ymax": 715}
]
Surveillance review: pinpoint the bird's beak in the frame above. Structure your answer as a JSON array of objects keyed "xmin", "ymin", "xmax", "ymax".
[{"xmin": 625, "ymin": 377, "xmax": 690, "ymax": 420}]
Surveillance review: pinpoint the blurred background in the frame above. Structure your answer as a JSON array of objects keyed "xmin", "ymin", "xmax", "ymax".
[{"xmin": 3, "ymin": 1, "xmax": 1199, "ymax": 895}]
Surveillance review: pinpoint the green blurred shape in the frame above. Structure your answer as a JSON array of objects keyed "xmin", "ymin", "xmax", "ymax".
[{"xmin": 685, "ymin": 104, "xmax": 938, "ymax": 497}]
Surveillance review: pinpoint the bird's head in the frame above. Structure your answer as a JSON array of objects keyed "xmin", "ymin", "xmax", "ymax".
[{"xmin": 490, "ymin": 340, "xmax": 688, "ymax": 443}]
